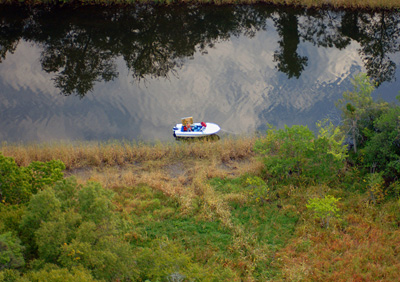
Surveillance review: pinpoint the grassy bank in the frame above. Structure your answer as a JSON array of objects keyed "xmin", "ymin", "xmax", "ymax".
[
  {"xmin": 1, "ymin": 0, "xmax": 400, "ymax": 9},
  {"xmin": 0, "ymin": 138, "xmax": 261, "ymax": 200},
  {"xmin": 1, "ymin": 135, "xmax": 400, "ymax": 281},
  {"xmin": 0, "ymin": 137, "xmax": 256, "ymax": 169}
]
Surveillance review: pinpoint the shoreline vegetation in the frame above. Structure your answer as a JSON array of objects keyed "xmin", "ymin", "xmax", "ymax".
[
  {"xmin": 0, "ymin": 0, "xmax": 400, "ymax": 9},
  {"xmin": 1, "ymin": 75, "xmax": 400, "ymax": 281}
]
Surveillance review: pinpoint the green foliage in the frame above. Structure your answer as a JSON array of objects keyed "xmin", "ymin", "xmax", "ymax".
[
  {"xmin": 27, "ymin": 161, "xmax": 65, "ymax": 196},
  {"xmin": 362, "ymin": 106, "xmax": 400, "ymax": 180},
  {"xmin": 18, "ymin": 177, "xmax": 139, "ymax": 281},
  {"xmin": 52, "ymin": 178, "xmax": 79, "ymax": 210},
  {"xmin": 135, "ymin": 238, "xmax": 211, "ymax": 282},
  {"xmin": 316, "ymin": 119, "xmax": 347, "ymax": 162},
  {"xmin": 337, "ymin": 73, "xmax": 376, "ymax": 121},
  {"xmin": 20, "ymin": 188, "xmax": 62, "ymax": 250},
  {"xmin": 365, "ymin": 172, "xmax": 385, "ymax": 205},
  {"xmin": 34, "ymin": 211, "xmax": 81, "ymax": 262},
  {"xmin": 0, "ymin": 205, "xmax": 25, "ymax": 235},
  {"xmin": 78, "ymin": 181, "xmax": 114, "ymax": 224},
  {"xmin": 307, "ymin": 120, "xmax": 347, "ymax": 183},
  {"xmin": 335, "ymin": 73, "xmax": 400, "ymax": 191},
  {"xmin": 59, "ymin": 236, "xmax": 137, "ymax": 281},
  {"xmin": 0, "ymin": 154, "xmax": 65, "ymax": 205},
  {"xmin": 245, "ymin": 176, "xmax": 270, "ymax": 205},
  {"xmin": 22, "ymin": 264, "xmax": 97, "ymax": 282},
  {"xmin": 0, "ymin": 232, "xmax": 25, "ymax": 271},
  {"xmin": 0, "ymin": 154, "xmax": 31, "ymax": 205},
  {"xmin": 336, "ymin": 73, "xmax": 388, "ymax": 153},
  {"xmin": 254, "ymin": 123, "xmax": 346, "ymax": 184},
  {"xmin": 254, "ymin": 124, "xmax": 314, "ymax": 179},
  {"xmin": 0, "ymin": 269, "xmax": 21, "ymax": 282},
  {"xmin": 306, "ymin": 195, "xmax": 340, "ymax": 228}
]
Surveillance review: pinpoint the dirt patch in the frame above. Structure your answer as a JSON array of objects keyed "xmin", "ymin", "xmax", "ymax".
[
  {"xmin": 165, "ymin": 162, "xmax": 186, "ymax": 178},
  {"xmin": 64, "ymin": 167, "xmax": 93, "ymax": 181}
]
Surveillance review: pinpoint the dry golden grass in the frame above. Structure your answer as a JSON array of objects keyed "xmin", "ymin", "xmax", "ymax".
[{"xmin": 0, "ymin": 137, "xmax": 256, "ymax": 169}]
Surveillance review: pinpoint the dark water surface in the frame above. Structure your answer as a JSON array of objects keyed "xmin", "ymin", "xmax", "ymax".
[{"xmin": 1, "ymin": 5, "xmax": 400, "ymax": 142}]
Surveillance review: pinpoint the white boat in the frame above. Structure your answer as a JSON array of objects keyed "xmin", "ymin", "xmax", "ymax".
[{"xmin": 173, "ymin": 122, "xmax": 221, "ymax": 138}]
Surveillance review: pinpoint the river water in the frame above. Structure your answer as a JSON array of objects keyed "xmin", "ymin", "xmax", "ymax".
[{"xmin": 1, "ymin": 5, "xmax": 399, "ymax": 143}]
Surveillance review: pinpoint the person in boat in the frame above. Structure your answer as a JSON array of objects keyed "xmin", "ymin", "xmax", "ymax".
[
  {"xmin": 184, "ymin": 123, "xmax": 192, "ymax": 131},
  {"xmin": 200, "ymin": 122, "xmax": 207, "ymax": 131}
]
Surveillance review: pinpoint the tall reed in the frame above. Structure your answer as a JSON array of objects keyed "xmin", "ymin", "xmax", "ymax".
[{"xmin": 0, "ymin": 137, "xmax": 256, "ymax": 170}]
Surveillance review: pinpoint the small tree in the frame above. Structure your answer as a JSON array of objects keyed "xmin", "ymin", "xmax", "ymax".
[
  {"xmin": 23, "ymin": 265, "xmax": 97, "ymax": 282},
  {"xmin": 336, "ymin": 73, "xmax": 387, "ymax": 153},
  {"xmin": 365, "ymin": 172, "xmax": 385, "ymax": 205},
  {"xmin": 245, "ymin": 176, "xmax": 270, "ymax": 205},
  {"xmin": 254, "ymin": 123, "xmax": 346, "ymax": 184},
  {"xmin": 254, "ymin": 124, "xmax": 314, "ymax": 179},
  {"xmin": 0, "ymin": 154, "xmax": 30, "ymax": 204},
  {"xmin": 20, "ymin": 177, "xmax": 140, "ymax": 281},
  {"xmin": 306, "ymin": 195, "xmax": 340, "ymax": 228},
  {"xmin": 316, "ymin": 119, "xmax": 347, "ymax": 162},
  {"xmin": 362, "ymin": 105, "xmax": 400, "ymax": 181},
  {"xmin": 0, "ymin": 232, "xmax": 25, "ymax": 270},
  {"xmin": 0, "ymin": 153, "xmax": 65, "ymax": 205},
  {"xmin": 135, "ymin": 238, "xmax": 208, "ymax": 282}
]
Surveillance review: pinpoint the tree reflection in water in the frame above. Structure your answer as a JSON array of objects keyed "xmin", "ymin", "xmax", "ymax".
[
  {"xmin": 0, "ymin": 4, "xmax": 399, "ymax": 96},
  {"xmin": 273, "ymin": 7, "xmax": 308, "ymax": 79}
]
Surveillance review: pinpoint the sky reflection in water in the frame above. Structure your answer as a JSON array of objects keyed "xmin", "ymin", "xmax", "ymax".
[{"xmin": 0, "ymin": 5, "xmax": 400, "ymax": 143}]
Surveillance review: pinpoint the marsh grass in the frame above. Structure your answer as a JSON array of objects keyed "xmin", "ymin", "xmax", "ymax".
[
  {"xmin": 3, "ymin": 137, "xmax": 292, "ymax": 279},
  {"xmin": 206, "ymin": 168, "xmax": 400, "ymax": 280},
  {"xmin": 268, "ymin": 183, "xmax": 400, "ymax": 282},
  {"xmin": 1, "ymin": 138, "xmax": 261, "ymax": 205},
  {"xmin": 278, "ymin": 212, "xmax": 400, "ymax": 281},
  {"xmin": 2, "ymin": 137, "xmax": 400, "ymax": 280},
  {"xmin": 109, "ymin": 174, "xmax": 299, "ymax": 279},
  {"xmin": 1, "ymin": 137, "xmax": 256, "ymax": 169}
]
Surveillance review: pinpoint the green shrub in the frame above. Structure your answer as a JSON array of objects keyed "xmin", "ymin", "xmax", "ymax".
[
  {"xmin": 19, "ymin": 177, "xmax": 139, "ymax": 281},
  {"xmin": 135, "ymin": 238, "xmax": 210, "ymax": 281},
  {"xmin": 362, "ymin": 106, "xmax": 400, "ymax": 181},
  {"xmin": 0, "ymin": 154, "xmax": 65, "ymax": 205},
  {"xmin": 22, "ymin": 264, "xmax": 97, "ymax": 282},
  {"xmin": 0, "ymin": 154, "xmax": 31, "ymax": 205},
  {"xmin": 20, "ymin": 189, "xmax": 62, "ymax": 246},
  {"xmin": 0, "ymin": 205, "xmax": 25, "ymax": 235},
  {"xmin": 306, "ymin": 195, "xmax": 341, "ymax": 228},
  {"xmin": 0, "ymin": 232, "xmax": 25, "ymax": 271},
  {"xmin": 245, "ymin": 176, "xmax": 270, "ymax": 205},
  {"xmin": 27, "ymin": 161, "xmax": 65, "ymax": 196},
  {"xmin": 254, "ymin": 124, "xmax": 314, "ymax": 179},
  {"xmin": 77, "ymin": 181, "xmax": 114, "ymax": 224},
  {"xmin": 0, "ymin": 269, "xmax": 21, "ymax": 282},
  {"xmin": 365, "ymin": 172, "xmax": 385, "ymax": 205},
  {"xmin": 336, "ymin": 73, "xmax": 387, "ymax": 154},
  {"xmin": 254, "ymin": 123, "xmax": 346, "ymax": 184}
]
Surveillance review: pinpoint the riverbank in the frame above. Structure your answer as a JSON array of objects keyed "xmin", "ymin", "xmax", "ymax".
[
  {"xmin": 1, "ymin": 0, "xmax": 400, "ymax": 10},
  {"xmin": 1, "ymin": 136, "xmax": 400, "ymax": 280},
  {"xmin": 0, "ymin": 137, "xmax": 256, "ymax": 170}
]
